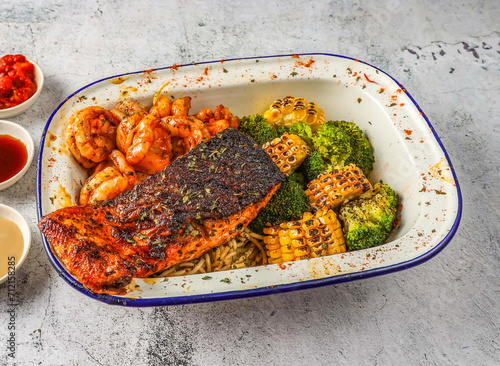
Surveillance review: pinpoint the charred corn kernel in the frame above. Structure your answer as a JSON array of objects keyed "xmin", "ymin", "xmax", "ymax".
[
  {"xmin": 305, "ymin": 164, "xmax": 372, "ymax": 209},
  {"xmin": 262, "ymin": 132, "xmax": 311, "ymax": 175},
  {"xmin": 263, "ymin": 209, "xmax": 346, "ymax": 263},
  {"xmin": 263, "ymin": 96, "xmax": 326, "ymax": 131}
]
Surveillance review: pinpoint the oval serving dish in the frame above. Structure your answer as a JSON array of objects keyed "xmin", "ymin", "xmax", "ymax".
[{"xmin": 36, "ymin": 54, "xmax": 462, "ymax": 306}]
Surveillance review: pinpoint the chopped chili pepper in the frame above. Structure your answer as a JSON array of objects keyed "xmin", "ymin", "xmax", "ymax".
[{"xmin": 0, "ymin": 54, "xmax": 37, "ymax": 109}]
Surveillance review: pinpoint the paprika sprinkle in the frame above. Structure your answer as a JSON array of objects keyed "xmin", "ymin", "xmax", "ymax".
[{"xmin": 0, "ymin": 54, "xmax": 38, "ymax": 109}]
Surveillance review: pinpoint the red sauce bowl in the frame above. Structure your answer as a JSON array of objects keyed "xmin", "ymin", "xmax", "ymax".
[
  {"xmin": 0, "ymin": 120, "xmax": 34, "ymax": 190},
  {"xmin": 0, "ymin": 57, "xmax": 43, "ymax": 119}
]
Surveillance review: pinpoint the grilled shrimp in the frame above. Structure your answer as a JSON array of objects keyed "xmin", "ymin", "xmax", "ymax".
[
  {"xmin": 66, "ymin": 107, "xmax": 119, "ymax": 167},
  {"xmin": 133, "ymin": 151, "xmax": 170, "ymax": 175},
  {"xmin": 66, "ymin": 119, "xmax": 96, "ymax": 169},
  {"xmin": 112, "ymin": 101, "xmax": 148, "ymax": 153},
  {"xmin": 79, "ymin": 166, "xmax": 129, "ymax": 205},
  {"xmin": 131, "ymin": 124, "xmax": 173, "ymax": 174},
  {"xmin": 160, "ymin": 116, "xmax": 210, "ymax": 153},
  {"xmin": 125, "ymin": 95, "xmax": 181, "ymax": 169},
  {"xmin": 204, "ymin": 119, "xmax": 230, "ymax": 136},
  {"xmin": 80, "ymin": 150, "xmax": 139, "ymax": 205},
  {"xmin": 213, "ymin": 105, "xmax": 240, "ymax": 129},
  {"xmin": 125, "ymin": 113, "xmax": 160, "ymax": 165},
  {"xmin": 195, "ymin": 108, "xmax": 214, "ymax": 122},
  {"xmin": 171, "ymin": 97, "xmax": 191, "ymax": 116},
  {"xmin": 92, "ymin": 158, "xmax": 115, "ymax": 175},
  {"xmin": 110, "ymin": 150, "xmax": 139, "ymax": 187},
  {"xmin": 149, "ymin": 95, "xmax": 173, "ymax": 117},
  {"xmin": 194, "ymin": 105, "xmax": 240, "ymax": 136}
]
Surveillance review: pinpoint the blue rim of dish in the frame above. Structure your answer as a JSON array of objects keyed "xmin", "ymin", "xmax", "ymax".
[{"xmin": 36, "ymin": 53, "xmax": 463, "ymax": 307}]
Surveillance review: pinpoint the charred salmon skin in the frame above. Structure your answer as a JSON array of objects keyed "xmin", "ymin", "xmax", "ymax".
[{"xmin": 39, "ymin": 128, "xmax": 285, "ymax": 295}]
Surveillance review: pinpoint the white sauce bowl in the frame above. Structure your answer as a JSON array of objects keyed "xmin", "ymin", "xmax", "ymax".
[{"xmin": 0, "ymin": 204, "xmax": 31, "ymax": 284}]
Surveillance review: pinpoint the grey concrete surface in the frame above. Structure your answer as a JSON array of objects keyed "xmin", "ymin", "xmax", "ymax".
[{"xmin": 0, "ymin": 1, "xmax": 499, "ymax": 365}]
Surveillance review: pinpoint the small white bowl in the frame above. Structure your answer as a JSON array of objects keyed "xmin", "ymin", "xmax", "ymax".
[
  {"xmin": 0, "ymin": 120, "xmax": 34, "ymax": 190},
  {"xmin": 0, "ymin": 59, "xmax": 44, "ymax": 119},
  {"xmin": 0, "ymin": 204, "xmax": 31, "ymax": 285}
]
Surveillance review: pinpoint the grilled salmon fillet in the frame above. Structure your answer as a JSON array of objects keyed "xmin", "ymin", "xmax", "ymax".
[{"xmin": 39, "ymin": 128, "xmax": 285, "ymax": 295}]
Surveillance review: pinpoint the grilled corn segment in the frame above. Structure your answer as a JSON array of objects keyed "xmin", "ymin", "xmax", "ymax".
[
  {"xmin": 263, "ymin": 132, "xmax": 311, "ymax": 176},
  {"xmin": 305, "ymin": 164, "xmax": 372, "ymax": 209},
  {"xmin": 263, "ymin": 96, "xmax": 326, "ymax": 131},
  {"xmin": 263, "ymin": 209, "xmax": 346, "ymax": 264}
]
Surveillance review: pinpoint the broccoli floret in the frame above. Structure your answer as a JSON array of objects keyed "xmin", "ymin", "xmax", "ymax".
[
  {"xmin": 339, "ymin": 183, "xmax": 398, "ymax": 251},
  {"xmin": 301, "ymin": 151, "xmax": 330, "ymax": 183},
  {"xmin": 287, "ymin": 171, "xmax": 306, "ymax": 189},
  {"xmin": 277, "ymin": 123, "xmax": 314, "ymax": 148},
  {"xmin": 329, "ymin": 120, "xmax": 374, "ymax": 175},
  {"xmin": 310, "ymin": 121, "xmax": 352, "ymax": 168},
  {"xmin": 239, "ymin": 114, "xmax": 279, "ymax": 146},
  {"xmin": 248, "ymin": 181, "xmax": 310, "ymax": 234}
]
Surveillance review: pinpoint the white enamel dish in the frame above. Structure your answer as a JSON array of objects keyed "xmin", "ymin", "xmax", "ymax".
[{"xmin": 36, "ymin": 54, "xmax": 462, "ymax": 306}]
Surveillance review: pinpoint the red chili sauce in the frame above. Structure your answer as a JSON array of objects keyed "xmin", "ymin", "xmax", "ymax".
[
  {"xmin": 0, "ymin": 55, "xmax": 37, "ymax": 109},
  {"xmin": 0, "ymin": 135, "xmax": 28, "ymax": 183}
]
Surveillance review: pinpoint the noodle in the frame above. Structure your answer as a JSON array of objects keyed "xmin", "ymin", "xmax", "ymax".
[
  {"xmin": 153, "ymin": 228, "xmax": 268, "ymax": 277},
  {"xmin": 152, "ymin": 80, "xmax": 170, "ymax": 105}
]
